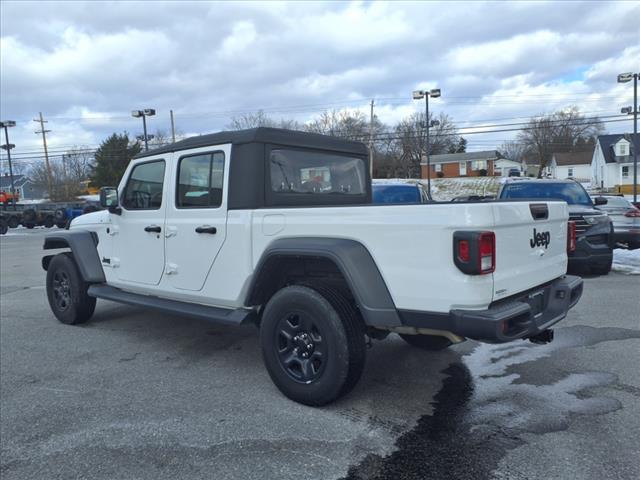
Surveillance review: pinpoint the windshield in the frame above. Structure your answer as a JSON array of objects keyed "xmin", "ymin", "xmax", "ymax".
[{"xmin": 501, "ymin": 182, "xmax": 593, "ymax": 206}]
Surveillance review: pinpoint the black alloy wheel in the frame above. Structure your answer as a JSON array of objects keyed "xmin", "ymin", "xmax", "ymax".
[
  {"xmin": 275, "ymin": 311, "xmax": 328, "ymax": 384},
  {"xmin": 51, "ymin": 270, "xmax": 72, "ymax": 312}
]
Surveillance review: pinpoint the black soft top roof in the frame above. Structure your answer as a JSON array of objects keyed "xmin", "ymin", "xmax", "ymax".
[{"xmin": 134, "ymin": 127, "xmax": 368, "ymax": 159}]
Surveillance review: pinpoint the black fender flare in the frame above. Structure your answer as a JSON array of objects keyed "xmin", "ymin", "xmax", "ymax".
[
  {"xmin": 42, "ymin": 230, "xmax": 106, "ymax": 283},
  {"xmin": 246, "ymin": 237, "xmax": 401, "ymax": 327}
]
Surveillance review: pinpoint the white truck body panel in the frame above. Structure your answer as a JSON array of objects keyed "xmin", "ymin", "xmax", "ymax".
[{"xmin": 72, "ymin": 142, "xmax": 569, "ymax": 314}]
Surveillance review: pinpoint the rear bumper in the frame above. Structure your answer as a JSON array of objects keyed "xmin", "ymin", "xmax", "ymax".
[
  {"xmin": 399, "ymin": 275, "xmax": 583, "ymax": 344},
  {"xmin": 568, "ymin": 234, "xmax": 613, "ymax": 269}
]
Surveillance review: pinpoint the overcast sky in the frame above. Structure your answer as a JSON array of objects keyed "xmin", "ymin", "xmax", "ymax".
[{"xmin": 1, "ymin": 0, "xmax": 638, "ymax": 170}]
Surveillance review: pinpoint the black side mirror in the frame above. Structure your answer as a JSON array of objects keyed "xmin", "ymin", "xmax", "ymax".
[
  {"xmin": 594, "ymin": 197, "xmax": 608, "ymax": 206},
  {"xmin": 100, "ymin": 187, "xmax": 121, "ymax": 214}
]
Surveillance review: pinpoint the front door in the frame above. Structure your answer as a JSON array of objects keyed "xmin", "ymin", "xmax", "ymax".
[
  {"xmin": 164, "ymin": 148, "xmax": 228, "ymax": 291},
  {"xmin": 459, "ymin": 161, "xmax": 467, "ymax": 176},
  {"xmin": 112, "ymin": 159, "xmax": 167, "ymax": 285}
]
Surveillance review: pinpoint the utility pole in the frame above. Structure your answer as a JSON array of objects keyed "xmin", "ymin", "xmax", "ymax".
[
  {"xmin": 369, "ymin": 99, "xmax": 374, "ymax": 178},
  {"xmin": 34, "ymin": 112, "xmax": 53, "ymax": 199},
  {"xmin": 170, "ymin": 110, "xmax": 176, "ymax": 143}
]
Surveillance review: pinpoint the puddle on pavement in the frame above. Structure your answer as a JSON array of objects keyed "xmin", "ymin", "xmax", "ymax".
[{"xmin": 343, "ymin": 325, "xmax": 640, "ymax": 480}]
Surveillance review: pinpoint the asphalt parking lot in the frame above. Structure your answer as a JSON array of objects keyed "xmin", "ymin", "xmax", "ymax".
[{"xmin": 1, "ymin": 228, "xmax": 639, "ymax": 480}]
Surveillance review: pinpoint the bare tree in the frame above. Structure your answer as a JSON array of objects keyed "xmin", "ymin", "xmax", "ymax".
[
  {"xmin": 147, "ymin": 128, "xmax": 187, "ymax": 148},
  {"xmin": 226, "ymin": 110, "xmax": 301, "ymax": 130},
  {"xmin": 517, "ymin": 106, "xmax": 604, "ymax": 177},
  {"xmin": 499, "ymin": 140, "xmax": 529, "ymax": 163},
  {"xmin": 392, "ymin": 112, "xmax": 460, "ymax": 178},
  {"xmin": 30, "ymin": 146, "xmax": 95, "ymax": 201}
]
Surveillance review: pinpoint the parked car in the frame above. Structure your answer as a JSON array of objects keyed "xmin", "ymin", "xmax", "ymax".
[
  {"xmin": 372, "ymin": 182, "xmax": 431, "ymax": 204},
  {"xmin": 592, "ymin": 195, "xmax": 640, "ymax": 250},
  {"xmin": 42, "ymin": 127, "xmax": 583, "ymax": 406},
  {"xmin": 508, "ymin": 168, "xmax": 521, "ymax": 177},
  {"xmin": 498, "ymin": 179, "xmax": 613, "ymax": 274}
]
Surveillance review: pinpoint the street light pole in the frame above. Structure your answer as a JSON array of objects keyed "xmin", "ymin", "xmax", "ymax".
[
  {"xmin": 425, "ymin": 93, "xmax": 430, "ymax": 196},
  {"xmin": 413, "ymin": 88, "xmax": 441, "ymax": 200},
  {"xmin": 0, "ymin": 120, "xmax": 17, "ymax": 210},
  {"xmin": 142, "ymin": 114, "xmax": 149, "ymax": 151},
  {"xmin": 618, "ymin": 72, "xmax": 639, "ymax": 202},
  {"xmin": 131, "ymin": 109, "xmax": 156, "ymax": 151}
]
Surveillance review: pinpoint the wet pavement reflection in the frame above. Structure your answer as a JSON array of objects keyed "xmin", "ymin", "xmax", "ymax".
[{"xmin": 344, "ymin": 326, "xmax": 640, "ymax": 480}]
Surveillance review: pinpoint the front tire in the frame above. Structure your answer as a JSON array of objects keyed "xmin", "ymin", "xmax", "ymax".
[
  {"xmin": 260, "ymin": 285, "xmax": 366, "ymax": 406},
  {"xmin": 46, "ymin": 253, "xmax": 96, "ymax": 325},
  {"xmin": 399, "ymin": 333, "xmax": 452, "ymax": 351}
]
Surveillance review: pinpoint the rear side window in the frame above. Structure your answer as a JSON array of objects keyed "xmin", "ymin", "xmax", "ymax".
[
  {"xmin": 122, "ymin": 160, "xmax": 165, "ymax": 210},
  {"xmin": 270, "ymin": 149, "xmax": 366, "ymax": 195},
  {"xmin": 177, "ymin": 152, "xmax": 225, "ymax": 208}
]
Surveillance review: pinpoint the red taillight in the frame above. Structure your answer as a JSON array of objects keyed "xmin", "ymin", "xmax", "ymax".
[
  {"xmin": 478, "ymin": 232, "xmax": 495, "ymax": 274},
  {"xmin": 458, "ymin": 240, "xmax": 470, "ymax": 262},
  {"xmin": 624, "ymin": 208, "xmax": 640, "ymax": 218},
  {"xmin": 453, "ymin": 231, "xmax": 495, "ymax": 275},
  {"xmin": 567, "ymin": 221, "xmax": 576, "ymax": 253}
]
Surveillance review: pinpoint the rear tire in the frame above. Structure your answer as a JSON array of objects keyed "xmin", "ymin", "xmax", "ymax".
[
  {"xmin": 399, "ymin": 333, "xmax": 452, "ymax": 351},
  {"xmin": 46, "ymin": 253, "xmax": 96, "ymax": 325},
  {"xmin": 260, "ymin": 285, "xmax": 366, "ymax": 406},
  {"xmin": 44, "ymin": 216, "xmax": 54, "ymax": 228},
  {"xmin": 7, "ymin": 216, "xmax": 19, "ymax": 229}
]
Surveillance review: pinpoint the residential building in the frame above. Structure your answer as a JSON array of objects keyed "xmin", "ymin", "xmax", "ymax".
[
  {"xmin": 494, "ymin": 157, "xmax": 523, "ymax": 176},
  {"xmin": 0, "ymin": 174, "xmax": 48, "ymax": 200},
  {"xmin": 591, "ymin": 133, "xmax": 639, "ymax": 191},
  {"xmin": 549, "ymin": 151, "xmax": 592, "ymax": 181},
  {"xmin": 421, "ymin": 150, "xmax": 501, "ymax": 178}
]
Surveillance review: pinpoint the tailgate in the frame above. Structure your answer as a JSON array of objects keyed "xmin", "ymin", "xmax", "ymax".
[{"xmin": 491, "ymin": 201, "xmax": 568, "ymax": 302}]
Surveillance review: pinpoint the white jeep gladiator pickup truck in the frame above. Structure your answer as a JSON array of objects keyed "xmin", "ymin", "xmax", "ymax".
[{"xmin": 42, "ymin": 128, "xmax": 583, "ymax": 405}]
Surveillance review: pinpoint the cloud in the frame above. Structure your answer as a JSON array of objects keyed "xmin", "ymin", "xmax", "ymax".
[{"xmin": 0, "ymin": 0, "xmax": 638, "ymax": 159}]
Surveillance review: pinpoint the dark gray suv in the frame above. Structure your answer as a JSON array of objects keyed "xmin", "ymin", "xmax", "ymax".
[{"xmin": 498, "ymin": 179, "xmax": 613, "ymax": 274}]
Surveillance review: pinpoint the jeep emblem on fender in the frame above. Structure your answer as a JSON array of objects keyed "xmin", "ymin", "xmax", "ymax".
[{"xmin": 530, "ymin": 228, "xmax": 551, "ymax": 249}]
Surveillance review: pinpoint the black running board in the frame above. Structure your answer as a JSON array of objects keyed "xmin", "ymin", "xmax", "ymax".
[{"xmin": 87, "ymin": 284, "xmax": 257, "ymax": 326}]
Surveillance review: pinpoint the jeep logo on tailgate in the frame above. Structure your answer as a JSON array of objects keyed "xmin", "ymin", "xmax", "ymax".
[{"xmin": 530, "ymin": 228, "xmax": 550, "ymax": 249}]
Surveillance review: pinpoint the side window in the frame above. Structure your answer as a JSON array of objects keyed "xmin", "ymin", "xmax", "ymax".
[
  {"xmin": 177, "ymin": 152, "xmax": 225, "ymax": 208},
  {"xmin": 122, "ymin": 160, "xmax": 165, "ymax": 210}
]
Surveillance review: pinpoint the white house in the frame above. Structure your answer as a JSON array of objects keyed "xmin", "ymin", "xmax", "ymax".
[
  {"xmin": 591, "ymin": 133, "xmax": 639, "ymax": 190},
  {"xmin": 494, "ymin": 158, "xmax": 523, "ymax": 176},
  {"xmin": 549, "ymin": 151, "xmax": 592, "ymax": 180}
]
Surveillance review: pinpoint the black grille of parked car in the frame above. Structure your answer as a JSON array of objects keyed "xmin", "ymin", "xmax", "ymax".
[{"xmin": 569, "ymin": 214, "xmax": 591, "ymax": 234}]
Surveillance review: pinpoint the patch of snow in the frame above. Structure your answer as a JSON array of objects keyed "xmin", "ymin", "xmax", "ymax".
[{"xmin": 612, "ymin": 248, "xmax": 640, "ymax": 275}]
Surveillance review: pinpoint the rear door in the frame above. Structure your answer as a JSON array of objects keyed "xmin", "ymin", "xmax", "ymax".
[
  {"xmin": 163, "ymin": 146, "xmax": 229, "ymax": 291},
  {"xmin": 491, "ymin": 201, "xmax": 568, "ymax": 301}
]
